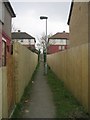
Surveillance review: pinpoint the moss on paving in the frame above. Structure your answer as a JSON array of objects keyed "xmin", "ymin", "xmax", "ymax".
[
  {"xmin": 47, "ymin": 66, "xmax": 90, "ymax": 118},
  {"xmin": 12, "ymin": 63, "xmax": 39, "ymax": 118}
]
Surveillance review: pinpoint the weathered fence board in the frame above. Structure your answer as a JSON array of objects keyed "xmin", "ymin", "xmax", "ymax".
[{"xmin": 47, "ymin": 43, "xmax": 89, "ymax": 112}]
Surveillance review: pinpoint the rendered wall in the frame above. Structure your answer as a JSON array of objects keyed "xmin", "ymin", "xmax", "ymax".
[
  {"xmin": 2, "ymin": 2, "xmax": 11, "ymax": 38},
  {"xmin": 69, "ymin": 2, "xmax": 88, "ymax": 47}
]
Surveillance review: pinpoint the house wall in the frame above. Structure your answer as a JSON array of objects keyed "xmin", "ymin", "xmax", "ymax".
[
  {"xmin": 13, "ymin": 39, "xmax": 35, "ymax": 45},
  {"xmin": 48, "ymin": 45, "xmax": 67, "ymax": 54},
  {"xmin": 48, "ymin": 38, "xmax": 69, "ymax": 54},
  {"xmin": 12, "ymin": 39, "xmax": 35, "ymax": 50},
  {"xmin": 0, "ymin": 1, "xmax": 4, "ymax": 24},
  {"xmin": 0, "ymin": 23, "xmax": 2, "ymax": 67},
  {"xmin": 2, "ymin": 2, "xmax": 11, "ymax": 38},
  {"xmin": 49, "ymin": 39, "xmax": 67, "ymax": 45},
  {"xmin": 69, "ymin": 2, "xmax": 88, "ymax": 47},
  {"xmin": 48, "ymin": 45, "xmax": 60, "ymax": 54}
]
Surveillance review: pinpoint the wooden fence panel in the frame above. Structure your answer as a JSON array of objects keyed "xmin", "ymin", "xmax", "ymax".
[
  {"xmin": 7, "ymin": 55, "xmax": 15, "ymax": 116},
  {"xmin": 13, "ymin": 42, "xmax": 38, "ymax": 103},
  {"xmin": 47, "ymin": 43, "xmax": 89, "ymax": 112}
]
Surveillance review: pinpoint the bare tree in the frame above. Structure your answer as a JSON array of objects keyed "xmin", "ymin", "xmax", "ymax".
[{"xmin": 38, "ymin": 32, "xmax": 53, "ymax": 49}]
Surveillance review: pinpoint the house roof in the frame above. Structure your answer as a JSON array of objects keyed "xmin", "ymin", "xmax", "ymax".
[
  {"xmin": 48, "ymin": 31, "xmax": 69, "ymax": 40},
  {"xmin": 12, "ymin": 32, "xmax": 36, "ymax": 41},
  {"xmin": 3, "ymin": 0, "xmax": 16, "ymax": 17},
  {"xmin": 67, "ymin": 0, "xmax": 74, "ymax": 25}
]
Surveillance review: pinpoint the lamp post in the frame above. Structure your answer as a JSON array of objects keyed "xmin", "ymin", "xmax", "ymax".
[{"xmin": 40, "ymin": 16, "xmax": 48, "ymax": 75}]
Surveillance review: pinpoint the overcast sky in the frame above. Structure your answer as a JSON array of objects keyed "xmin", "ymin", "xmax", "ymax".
[{"xmin": 10, "ymin": 1, "xmax": 71, "ymax": 43}]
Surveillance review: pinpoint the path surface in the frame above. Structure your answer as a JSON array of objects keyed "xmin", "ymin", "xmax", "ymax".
[{"xmin": 22, "ymin": 61, "xmax": 55, "ymax": 118}]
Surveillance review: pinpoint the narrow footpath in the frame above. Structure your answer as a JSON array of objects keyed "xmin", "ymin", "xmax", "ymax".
[{"xmin": 22, "ymin": 61, "xmax": 56, "ymax": 118}]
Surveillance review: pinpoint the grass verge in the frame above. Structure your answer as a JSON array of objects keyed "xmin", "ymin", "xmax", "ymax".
[
  {"xmin": 47, "ymin": 66, "xmax": 89, "ymax": 118},
  {"xmin": 12, "ymin": 63, "xmax": 39, "ymax": 118}
]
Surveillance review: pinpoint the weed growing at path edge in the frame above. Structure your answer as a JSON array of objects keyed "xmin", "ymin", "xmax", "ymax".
[
  {"xmin": 47, "ymin": 66, "xmax": 90, "ymax": 118},
  {"xmin": 12, "ymin": 63, "xmax": 39, "ymax": 118}
]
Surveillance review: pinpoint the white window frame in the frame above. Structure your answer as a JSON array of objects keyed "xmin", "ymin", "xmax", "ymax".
[
  {"xmin": 62, "ymin": 46, "xmax": 65, "ymax": 50},
  {"xmin": 49, "ymin": 39, "xmax": 67, "ymax": 45},
  {"xmin": 59, "ymin": 46, "xmax": 61, "ymax": 50}
]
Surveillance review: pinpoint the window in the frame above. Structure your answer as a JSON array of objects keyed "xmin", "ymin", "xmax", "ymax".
[
  {"xmin": 67, "ymin": 40, "xmax": 69, "ymax": 45},
  {"xmin": 59, "ymin": 46, "xmax": 61, "ymax": 50},
  {"xmin": 62, "ymin": 46, "xmax": 65, "ymax": 50},
  {"xmin": 60, "ymin": 39, "xmax": 66, "ymax": 45},
  {"xmin": 2, "ymin": 40, "xmax": 6, "ymax": 66},
  {"xmin": 49, "ymin": 39, "xmax": 66, "ymax": 45}
]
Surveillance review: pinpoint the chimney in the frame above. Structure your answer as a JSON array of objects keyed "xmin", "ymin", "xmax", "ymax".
[{"xmin": 18, "ymin": 30, "xmax": 21, "ymax": 32}]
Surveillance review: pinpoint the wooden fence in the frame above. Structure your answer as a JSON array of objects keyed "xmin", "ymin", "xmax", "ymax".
[
  {"xmin": 7, "ymin": 54, "xmax": 15, "ymax": 116},
  {"xmin": 2, "ymin": 42, "xmax": 38, "ymax": 118},
  {"xmin": 0, "ymin": 67, "xmax": 2, "ymax": 119},
  {"xmin": 47, "ymin": 43, "xmax": 89, "ymax": 112},
  {"xmin": 13, "ymin": 42, "xmax": 38, "ymax": 103}
]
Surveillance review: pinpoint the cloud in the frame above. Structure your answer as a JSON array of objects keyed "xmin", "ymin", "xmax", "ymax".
[
  {"xmin": 10, "ymin": 0, "xmax": 72, "ymax": 2},
  {"xmin": 11, "ymin": 2, "xmax": 70, "ymax": 42}
]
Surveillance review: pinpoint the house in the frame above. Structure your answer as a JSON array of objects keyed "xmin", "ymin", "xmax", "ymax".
[
  {"xmin": 47, "ymin": 31, "xmax": 69, "ymax": 54},
  {"xmin": 67, "ymin": 1, "xmax": 89, "ymax": 48},
  {"xmin": 12, "ymin": 30, "xmax": 36, "ymax": 52},
  {"xmin": 0, "ymin": 0, "xmax": 16, "ymax": 118},
  {"xmin": 1, "ymin": 1, "xmax": 16, "ymax": 66}
]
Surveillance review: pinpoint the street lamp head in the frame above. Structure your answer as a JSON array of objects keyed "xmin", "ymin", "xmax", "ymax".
[{"xmin": 40, "ymin": 16, "xmax": 48, "ymax": 20}]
